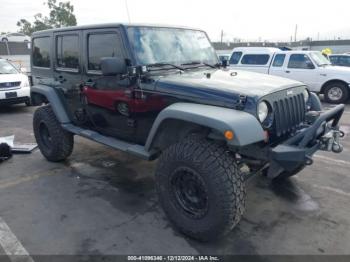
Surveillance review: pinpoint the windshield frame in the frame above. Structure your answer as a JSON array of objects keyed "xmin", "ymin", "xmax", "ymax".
[
  {"xmin": 0, "ymin": 59, "xmax": 19, "ymax": 74},
  {"xmin": 125, "ymin": 25, "xmax": 219, "ymax": 67}
]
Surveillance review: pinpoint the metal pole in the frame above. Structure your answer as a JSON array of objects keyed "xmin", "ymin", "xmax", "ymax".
[
  {"xmin": 294, "ymin": 24, "xmax": 298, "ymax": 42},
  {"xmin": 125, "ymin": 0, "xmax": 131, "ymax": 23}
]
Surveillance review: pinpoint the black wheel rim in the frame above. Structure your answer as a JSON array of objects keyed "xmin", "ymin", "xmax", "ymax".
[
  {"xmin": 170, "ymin": 167, "xmax": 208, "ymax": 219},
  {"xmin": 39, "ymin": 122, "xmax": 52, "ymax": 149}
]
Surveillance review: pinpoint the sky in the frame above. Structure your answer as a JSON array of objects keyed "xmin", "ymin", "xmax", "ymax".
[{"xmin": 1, "ymin": 0, "xmax": 350, "ymax": 42}]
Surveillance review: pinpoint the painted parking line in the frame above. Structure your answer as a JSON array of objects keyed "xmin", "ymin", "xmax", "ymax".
[
  {"xmin": 313, "ymin": 184, "xmax": 350, "ymax": 198},
  {"xmin": 314, "ymin": 154, "xmax": 350, "ymax": 166},
  {"xmin": 0, "ymin": 217, "xmax": 34, "ymax": 262},
  {"xmin": 0, "ymin": 169, "xmax": 60, "ymax": 190}
]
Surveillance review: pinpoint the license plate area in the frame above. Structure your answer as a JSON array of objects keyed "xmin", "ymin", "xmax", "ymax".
[{"xmin": 5, "ymin": 92, "xmax": 17, "ymax": 99}]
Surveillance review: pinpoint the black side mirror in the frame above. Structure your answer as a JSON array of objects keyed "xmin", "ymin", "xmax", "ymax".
[
  {"xmin": 101, "ymin": 57, "xmax": 127, "ymax": 76},
  {"xmin": 306, "ymin": 61, "xmax": 315, "ymax": 69},
  {"xmin": 222, "ymin": 59, "xmax": 228, "ymax": 68}
]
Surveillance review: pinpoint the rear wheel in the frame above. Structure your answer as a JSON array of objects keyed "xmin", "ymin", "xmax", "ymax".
[
  {"xmin": 155, "ymin": 136, "xmax": 246, "ymax": 241},
  {"xmin": 324, "ymin": 82, "xmax": 349, "ymax": 104},
  {"xmin": 33, "ymin": 105, "xmax": 74, "ymax": 162}
]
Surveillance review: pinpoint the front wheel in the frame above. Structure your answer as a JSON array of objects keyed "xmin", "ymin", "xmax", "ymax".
[
  {"xmin": 155, "ymin": 137, "xmax": 246, "ymax": 241},
  {"xmin": 33, "ymin": 105, "xmax": 74, "ymax": 162},
  {"xmin": 324, "ymin": 82, "xmax": 349, "ymax": 104}
]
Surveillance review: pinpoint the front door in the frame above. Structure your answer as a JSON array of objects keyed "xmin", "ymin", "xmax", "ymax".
[
  {"xmin": 81, "ymin": 28, "xmax": 142, "ymax": 142},
  {"xmin": 53, "ymin": 31, "xmax": 83, "ymax": 125},
  {"xmin": 280, "ymin": 53, "xmax": 319, "ymax": 91}
]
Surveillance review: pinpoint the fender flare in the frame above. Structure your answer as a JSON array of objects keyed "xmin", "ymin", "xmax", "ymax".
[
  {"xmin": 144, "ymin": 102, "xmax": 265, "ymax": 151},
  {"xmin": 31, "ymin": 85, "xmax": 71, "ymax": 124}
]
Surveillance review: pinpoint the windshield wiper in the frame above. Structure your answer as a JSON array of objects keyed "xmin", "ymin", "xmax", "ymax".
[
  {"xmin": 181, "ymin": 61, "xmax": 217, "ymax": 69},
  {"xmin": 147, "ymin": 63, "xmax": 184, "ymax": 71}
]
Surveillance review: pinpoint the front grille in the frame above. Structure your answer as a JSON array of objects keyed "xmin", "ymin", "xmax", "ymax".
[
  {"xmin": 0, "ymin": 82, "xmax": 21, "ymax": 88},
  {"xmin": 273, "ymin": 93, "xmax": 305, "ymax": 136}
]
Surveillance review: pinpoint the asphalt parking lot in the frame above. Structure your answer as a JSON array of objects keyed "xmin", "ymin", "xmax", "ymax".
[{"xmin": 0, "ymin": 102, "xmax": 350, "ymax": 257}]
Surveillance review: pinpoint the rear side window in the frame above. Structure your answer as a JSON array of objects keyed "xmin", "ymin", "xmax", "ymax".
[
  {"xmin": 241, "ymin": 54, "xmax": 270, "ymax": 65},
  {"xmin": 329, "ymin": 56, "xmax": 338, "ymax": 64},
  {"xmin": 272, "ymin": 54, "xmax": 286, "ymax": 67},
  {"xmin": 288, "ymin": 54, "xmax": 314, "ymax": 69},
  {"xmin": 32, "ymin": 37, "xmax": 51, "ymax": 68},
  {"xmin": 56, "ymin": 35, "xmax": 79, "ymax": 69},
  {"xmin": 88, "ymin": 33, "xmax": 123, "ymax": 71},
  {"xmin": 338, "ymin": 56, "xmax": 350, "ymax": 66},
  {"xmin": 229, "ymin": 52, "xmax": 242, "ymax": 64}
]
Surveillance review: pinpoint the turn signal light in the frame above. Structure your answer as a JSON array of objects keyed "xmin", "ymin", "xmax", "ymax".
[{"xmin": 224, "ymin": 130, "xmax": 234, "ymax": 140}]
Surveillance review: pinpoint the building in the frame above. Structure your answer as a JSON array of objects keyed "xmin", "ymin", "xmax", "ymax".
[{"xmin": 213, "ymin": 39, "xmax": 350, "ymax": 54}]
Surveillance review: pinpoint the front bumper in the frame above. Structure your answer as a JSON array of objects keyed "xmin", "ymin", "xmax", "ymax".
[
  {"xmin": 0, "ymin": 86, "xmax": 30, "ymax": 105},
  {"xmin": 268, "ymin": 104, "xmax": 345, "ymax": 178}
]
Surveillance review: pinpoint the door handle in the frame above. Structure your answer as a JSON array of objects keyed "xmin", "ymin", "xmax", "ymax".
[{"xmin": 285, "ymin": 70, "xmax": 290, "ymax": 73}]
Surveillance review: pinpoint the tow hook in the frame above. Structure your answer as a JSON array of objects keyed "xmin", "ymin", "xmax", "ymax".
[{"xmin": 320, "ymin": 129, "xmax": 344, "ymax": 153}]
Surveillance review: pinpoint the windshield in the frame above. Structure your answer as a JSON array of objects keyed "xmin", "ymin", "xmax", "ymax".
[
  {"xmin": 0, "ymin": 60, "xmax": 18, "ymax": 74},
  {"xmin": 310, "ymin": 52, "xmax": 331, "ymax": 66},
  {"xmin": 127, "ymin": 27, "xmax": 219, "ymax": 66}
]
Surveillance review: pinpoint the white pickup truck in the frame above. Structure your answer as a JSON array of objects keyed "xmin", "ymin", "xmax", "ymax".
[{"xmin": 228, "ymin": 47, "xmax": 350, "ymax": 103}]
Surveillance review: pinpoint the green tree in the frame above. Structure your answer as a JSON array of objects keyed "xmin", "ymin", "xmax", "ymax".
[{"xmin": 17, "ymin": 0, "xmax": 77, "ymax": 35}]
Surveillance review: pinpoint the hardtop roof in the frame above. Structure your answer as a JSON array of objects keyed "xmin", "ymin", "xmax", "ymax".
[{"xmin": 32, "ymin": 23, "xmax": 203, "ymax": 36}]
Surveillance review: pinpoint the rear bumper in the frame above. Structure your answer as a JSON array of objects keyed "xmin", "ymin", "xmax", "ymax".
[{"xmin": 268, "ymin": 104, "xmax": 345, "ymax": 178}]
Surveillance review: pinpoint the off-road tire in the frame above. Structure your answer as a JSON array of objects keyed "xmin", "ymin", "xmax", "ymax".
[
  {"xmin": 155, "ymin": 136, "xmax": 246, "ymax": 241},
  {"xmin": 324, "ymin": 82, "xmax": 349, "ymax": 104},
  {"xmin": 33, "ymin": 105, "xmax": 74, "ymax": 162}
]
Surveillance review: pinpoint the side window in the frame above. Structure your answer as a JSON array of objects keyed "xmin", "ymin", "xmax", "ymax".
[
  {"xmin": 288, "ymin": 54, "xmax": 314, "ymax": 69},
  {"xmin": 56, "ymin": 35, "xmax": 79, "ymax": 70},
  {"xmin": 329, "ymin": 56, "xmax": 338, "ymax": 64},
  {"xmin": 272, "ymin": 54, "xmax": 286, "ymax": 67},
  {"xmin": 229, "ymin": 52, "xmax": 242, "ymax": 64},
  {"xmin": 87, "ymin": 33, "xmax": 123, "ymax": 71},
  {"xmin": 32, "ymin": 37, "xmax": 51, "ymax": 68},
  {"xmin": 338, "ymin": 56, "xmax": 350, "ymax": 66},
  {"xmin": 241, "ymin": 54, "xmax": 270, "ymax": 65}
]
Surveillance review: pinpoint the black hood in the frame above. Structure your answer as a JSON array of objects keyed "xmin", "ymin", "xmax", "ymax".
[{"xmin": 153, "ymin": 68, "xmax": 303, "ymax": 98}]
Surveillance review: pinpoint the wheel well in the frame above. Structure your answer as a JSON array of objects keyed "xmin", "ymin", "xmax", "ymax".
[
  {"xmin": 320, "ymin": 80, "xmax": 349, "ymax": 94},
  {"xmin": 149, "ymin": 119, "xmax": 212, "ymax": 153},
  {"xmin": 31, "ymin": 92, "xmax": 48, "ymax": 106}
]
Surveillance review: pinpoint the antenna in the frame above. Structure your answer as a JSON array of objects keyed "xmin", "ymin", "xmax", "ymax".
[{"xmin": 125, "ymin": 0, "xmax": 131, "ymax": 23}]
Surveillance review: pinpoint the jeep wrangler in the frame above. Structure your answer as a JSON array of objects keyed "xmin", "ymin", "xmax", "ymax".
[{"xmin": 30, "ymin": 24, "xmax": 344, "ymax": 241}]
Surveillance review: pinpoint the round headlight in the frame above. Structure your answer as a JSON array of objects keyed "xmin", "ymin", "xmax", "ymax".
[
  {"xmin": 258, "ymin": 101, "xmax": 269, "ymax": 122},
  {"xmin": 303, "ymin": 89, "xmax": 310, "ymax": 102}
]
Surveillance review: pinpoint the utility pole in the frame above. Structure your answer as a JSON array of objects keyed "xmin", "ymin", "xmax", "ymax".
[
  {"xmin": 220, "ymin": 30, "xmax": 224, "ymax": 43},
  {"xmin": 294, "ymin": 24, "xmax": 298, "ymax": 42},
  {"xmin": 125, "ymin": 0, "xmax": 131, "ymax": 23}
]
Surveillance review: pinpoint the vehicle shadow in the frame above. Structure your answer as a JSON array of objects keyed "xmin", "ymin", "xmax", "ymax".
[{"xmin": 0, "ymin": 104, "xmax": 34, "ymax": 115}]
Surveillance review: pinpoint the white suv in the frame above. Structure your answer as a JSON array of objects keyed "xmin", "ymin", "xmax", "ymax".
[{"xmin": 0, "ymin": 59, "xmax": 31, "ymax": 106}]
